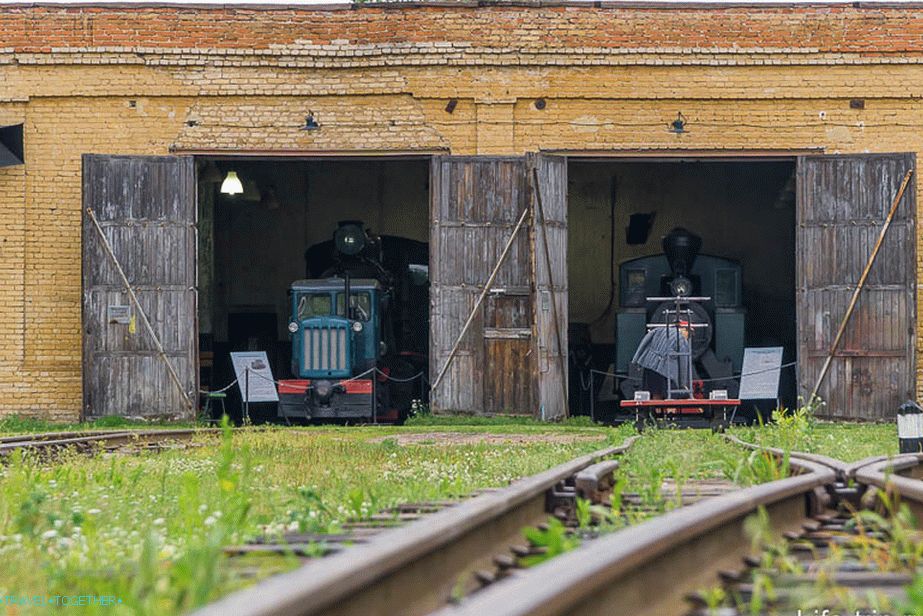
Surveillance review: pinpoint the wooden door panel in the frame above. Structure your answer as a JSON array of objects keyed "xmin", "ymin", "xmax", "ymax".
[
  {"xmin": 430, "ymin": 157, "xmax": 534, "ymax": 414},
  {"xmin": 531, "ymin": 154, "xmax": 568, "ymax": 420},
  {"xmin": 796, "ymin": 153, "xmax": 915, "ymax": 419},
  {"xmin": 483, "ymin": 338, "xmax": 534, "ymax": 414},
  {"xmin": 82, "ymin": 154, "xmax": 196, "ymax": 419}
]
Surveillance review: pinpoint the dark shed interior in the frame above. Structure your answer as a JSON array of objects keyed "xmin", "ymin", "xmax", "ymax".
[
  {"xmin": 567, "ymin": 159, "xmax": 798, "ymax": 418},
  {"xmin": 196, "ymin": 157, "xmax": 430, "ymax": 408}
]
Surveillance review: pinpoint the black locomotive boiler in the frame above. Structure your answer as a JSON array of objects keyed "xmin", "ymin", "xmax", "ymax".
[{"xmin": 615, "ymin": 227, "xmax": 744, "ymax": 400}]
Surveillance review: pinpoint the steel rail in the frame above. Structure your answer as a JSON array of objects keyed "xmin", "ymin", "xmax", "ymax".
[
  {"xmin": 0, "ymin": 428, "xmax": 215, "ymax": 456},
  {"xmin": 852, "ymin": 452, "xmax": 923, "ymax": 519},
  {"xmin": 723, "ymin": 433, "xmax": 851, "ymax": 480},
  {"xmin": 437, "ymin": 457, "xmax": 836, "ymax": 616},
  {"xmin": 192, "ymin": 436, "xmax": 639, "ymax": 616},
  {"xmin": 0, "ymin": 430, "xmax": 135, "ymax": 444}
]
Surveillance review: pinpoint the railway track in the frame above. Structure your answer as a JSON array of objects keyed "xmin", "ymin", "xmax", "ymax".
[
  {"xmin": 194, "ymin": 436, "xmax": 640, "ymax": 616},
  {"xmin": 0, "ymin": 428, "xmax": 214, "ymax": 457},
  {"xmin": 196, "ymin": 432, "xmax": 923, "ymax": 616},
  {"xmin": 441, "ymin": 442, "xmax": 923, "ymax": 616}
]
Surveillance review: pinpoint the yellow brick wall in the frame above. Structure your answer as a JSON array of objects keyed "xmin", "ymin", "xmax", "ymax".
[{"xmin": 3, "ymin": 50, "xmax": 923, "ymax": 420}]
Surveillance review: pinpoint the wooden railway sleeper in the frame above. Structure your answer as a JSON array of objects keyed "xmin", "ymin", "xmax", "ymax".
[{"xmin": 574, "ymin": 460, "xmax": 620, "ymax": 504}]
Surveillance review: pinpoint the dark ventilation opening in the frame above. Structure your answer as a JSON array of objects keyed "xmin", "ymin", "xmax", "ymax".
[
  {"xmin": 196, "ymin": 157, "xmax": 431, "ymax": 421},
  {"xmin": 0, "ymin": 124, "xmax": 24, "ymax": 167},
  {"xmin": 567, "ymin": 159, "xmax": 797, "ymax": 421}
]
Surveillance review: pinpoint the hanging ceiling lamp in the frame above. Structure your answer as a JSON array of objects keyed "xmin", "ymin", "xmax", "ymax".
[{"xmin": 220, "ymin": 171, "xmax": 244, "ymax": 195}]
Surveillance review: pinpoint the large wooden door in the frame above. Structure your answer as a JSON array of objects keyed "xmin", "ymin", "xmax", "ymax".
[
  {"xmin": 797, "ymin": 154, "xmax": 916, "ymax": 420},
  {"xmin": 531, "ymin": 154, "xmax": 568, "ymax": 420},
  {"xmin": 430, "ymin": 157, "xmax": 535, "ymax": 414},
  {"xmin": 82, "ymin": 155, "xmax": 197, "ymax": 419}
]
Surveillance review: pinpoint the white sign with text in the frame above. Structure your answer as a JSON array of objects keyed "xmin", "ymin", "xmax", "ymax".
[
  {"xmin": 230, "ymin": 351, "xmax": 279, "ymax": 403},
  {"xmin": 738, "ymin": 347, "xmax": 784, "ymax": 400}
]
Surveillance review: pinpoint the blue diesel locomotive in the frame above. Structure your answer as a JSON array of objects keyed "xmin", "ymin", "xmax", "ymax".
[{"xmin": 276, "ymin": 222, "xmax": 428, "ymax": 422}]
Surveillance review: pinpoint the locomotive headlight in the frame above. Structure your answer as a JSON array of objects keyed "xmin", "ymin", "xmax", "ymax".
[
  {"xmin": 670, "ymin": 276, "xmax": 693, "ymax": 297},
  {"xmin": 352, "ymin": 321, "xmax": 363, "ymax": 333},
  {"xmin": 288, "ymin": 321, "xmax": 299, "ymax": 333},
  {"xmin": 335, "ymin": 223, "xmax": 366, "ymax": 256}
]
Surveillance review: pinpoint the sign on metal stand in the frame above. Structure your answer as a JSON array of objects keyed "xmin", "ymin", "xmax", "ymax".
[
  {"xmin": 231, "ymin": 352, "xmax": 278, "ymax": 424},
  {"xmin": 739, "ymin": 347, "xmax": 784, "ymax": 401}
]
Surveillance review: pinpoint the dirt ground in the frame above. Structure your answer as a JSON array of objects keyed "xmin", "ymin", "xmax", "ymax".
[{"xmin": 369, "ymin": 432, "xmax": 604, "ymax": 446}]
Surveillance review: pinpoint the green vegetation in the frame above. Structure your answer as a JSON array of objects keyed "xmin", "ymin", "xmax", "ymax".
[
  {"xmin": 1, "ymin": 408, "xmax": 902, "ymax": 612},
  {"xmin": 731, "ymin": 405, "xmax": 898, "ymax": 462},
  {"xmin": 698, "ymin": 487, "xmax": 923, "ymax": 614},
  {"xmin": 0, "ymin": 415, "xmax": 203, "ymax": 436},
  {"xmin": 0, "ymin": 420, "xmax": 618, "ymax": 614},
  {"xmin": 519, "ymin": 427, "xmax": 792, "ymax": 569}
]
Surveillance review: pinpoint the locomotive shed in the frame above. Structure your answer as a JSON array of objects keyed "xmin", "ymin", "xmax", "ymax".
[{"xmin": 0, "ymin": 2, "xmax": 921, "ymax": 422}]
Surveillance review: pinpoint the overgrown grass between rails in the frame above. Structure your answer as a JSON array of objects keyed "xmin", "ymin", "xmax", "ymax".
[
  {"xmin": 730, "ymin": 404, "xmax": 898, "ymax": 462},
  {"xmin": 520, "ymin": 427, "xmax": 791, "ymax": 567},
  {"xmin": 697, "ymin": 488, "xmax": 923, "ymax": 614},
  {"xmin": 0, "ymin": 421, "xmax": 624, "ymax": 614}
]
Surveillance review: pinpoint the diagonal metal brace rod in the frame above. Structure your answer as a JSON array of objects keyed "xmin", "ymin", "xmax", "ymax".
[
  {"xmin": 809, "ymin": 168, "xmax": 914, "ymax": 405},
  {"xmin": 85, "ymin": 207, "xmax": 195, "ymax": 413},
  {"xmin": 431, "ymin": 205, "xmax": 531, "ymax": 394}
]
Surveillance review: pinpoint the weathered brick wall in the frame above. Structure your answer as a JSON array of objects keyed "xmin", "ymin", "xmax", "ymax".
[{"xmin": 3, "ymin": 3, "xmax": 923, "ymax": 420}]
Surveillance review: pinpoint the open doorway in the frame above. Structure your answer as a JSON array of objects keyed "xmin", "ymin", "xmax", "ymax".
[
  {"xmin": 196, "ymin": 157, "xmax": 431, "ymax": 420},
  {"xmin": 566, "ymin": 158, "xmax": 798, "ymax": 420}
]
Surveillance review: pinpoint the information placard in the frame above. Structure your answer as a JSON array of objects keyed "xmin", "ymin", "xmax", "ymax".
[
  {"xmin": 230, "ymin": 351, "xmax": 279, "ymax": 403},
  {"xmin": 738, "ymin": 347, "xmax": 784, "ymax": 400}
]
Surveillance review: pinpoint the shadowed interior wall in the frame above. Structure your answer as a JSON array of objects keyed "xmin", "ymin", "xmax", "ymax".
[
  {"xmin": 205, "ymin": 159, "xmax": 429, "ymax": 342},
  {"xmin": 568, "ymin": 161, "xmax": 796, "ymax": 352}
]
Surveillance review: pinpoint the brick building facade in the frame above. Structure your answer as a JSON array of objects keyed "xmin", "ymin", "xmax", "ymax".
[{"xmin": 1, "ymin": 3, "xmax": 922, "ymax": 420}]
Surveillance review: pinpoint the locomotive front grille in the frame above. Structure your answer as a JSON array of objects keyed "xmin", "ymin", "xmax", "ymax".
[{"xmin": 304, "ymin": 323, "xmax": 349, "ymax": 373}]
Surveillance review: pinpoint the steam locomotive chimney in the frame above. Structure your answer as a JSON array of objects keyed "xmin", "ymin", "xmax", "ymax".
[{"xmin": 662, "ymin": 227, "xmax": 702, "ymax": 276}]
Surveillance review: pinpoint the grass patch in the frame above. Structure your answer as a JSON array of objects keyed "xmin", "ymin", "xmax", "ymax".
[
  {"xmin": 731, "ymin": 406, "xmax": 897, "ymax": 462},
  {"xmin": 0, "ymin": 421, "xmax": 622, "ymax": 614},
  {"xmin": 518, "ymin": 426, "xmax": 789, "ymax": 567},
  {"xmin": 404, "ymin": 414, "xmax": 600, "ymax": 428},
  {"xmin": 0, "ymin": 415, "xmax": 203, "ymax": 436},
  {"xmin": 620, "ymin": 428, "xmax": 784, "ymax": 502}
]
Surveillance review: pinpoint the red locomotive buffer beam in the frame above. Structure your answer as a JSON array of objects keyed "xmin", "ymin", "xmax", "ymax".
[
  {"xmin": 620, "ymin": 398, "xmax": 741, "ymax": 431},
  {"xmin": 278, "ymin": 379, "xmax": 373, "ymax": 395},
  {"xmin": 277, "ymin": 378, "xmax": 398, "ymax": 422},
  {"xmin": 620, "ymin": 398, "xmax": 741, "ymax": 414}
]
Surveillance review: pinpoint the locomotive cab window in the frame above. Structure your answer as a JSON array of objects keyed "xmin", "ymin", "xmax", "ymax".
[
  {"xmin": 297, "ymin": 294, "xmax": 333, "ymax": 320},
  {"xmin": 336, "ymin": 292, "xmax": 372, "ymax": 321}
]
